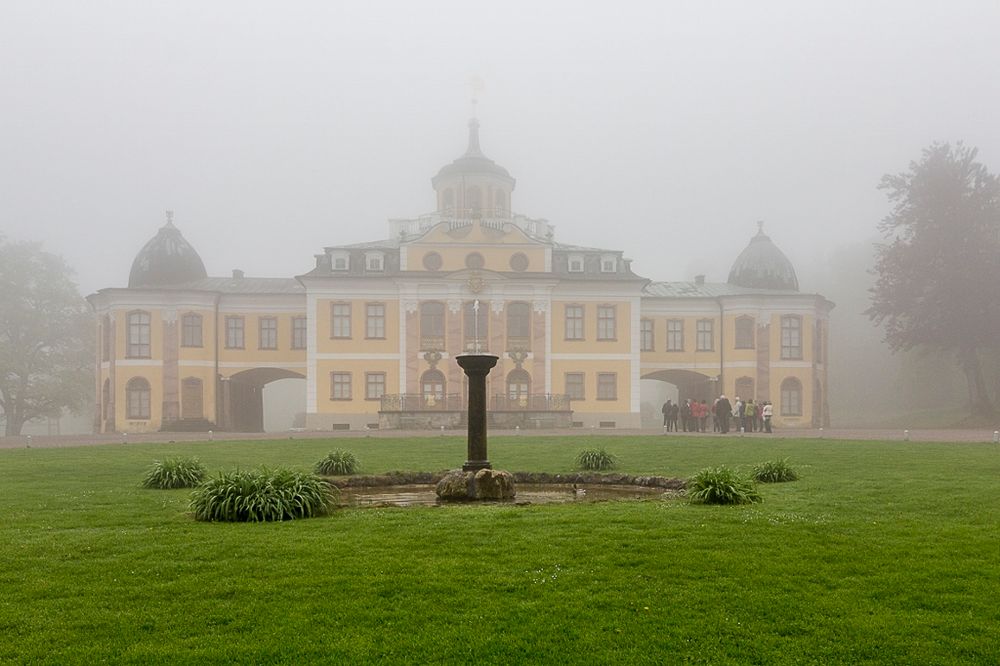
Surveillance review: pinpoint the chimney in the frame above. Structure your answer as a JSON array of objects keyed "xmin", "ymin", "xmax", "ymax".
[
  {"xmin": 695, "ymin": 274, "xmax": 705, "ymax": 285},
  {"xmin": 232, "ymin": 269, "xmax": 244, "ymax": 279}
]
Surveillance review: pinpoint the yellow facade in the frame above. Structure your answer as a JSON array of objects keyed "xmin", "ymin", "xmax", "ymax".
[{"xmin": 88, "ymin": 120, "xmax": 832, "ymax": 433}]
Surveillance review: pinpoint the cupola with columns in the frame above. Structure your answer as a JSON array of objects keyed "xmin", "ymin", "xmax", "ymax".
[{"xmin": 431, "ymin": 118, "xmax": 516, "ymax": 219}]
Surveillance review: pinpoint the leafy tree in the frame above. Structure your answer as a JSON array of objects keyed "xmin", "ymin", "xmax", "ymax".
[
  {"xmin": 868, "ymin": 143, "xmax": 1000, "ymax": 419},
  {"xmin": 0, "ymin": 237, "xmax": 93, "ymax": 436}
]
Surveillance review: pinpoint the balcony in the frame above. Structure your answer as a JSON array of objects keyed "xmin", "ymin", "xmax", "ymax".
[
  {"xmin": 388, "ymin": 212, "xmax": 554, "ymax": 240},
  {"xmin": 378, "ymin": 393, "xmax": 573, "ymax": 429}
]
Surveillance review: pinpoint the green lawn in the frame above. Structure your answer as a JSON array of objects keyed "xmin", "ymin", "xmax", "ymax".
[{"xmin": 2, "ymin": 435, "xmax": 998, "ymax": 664}]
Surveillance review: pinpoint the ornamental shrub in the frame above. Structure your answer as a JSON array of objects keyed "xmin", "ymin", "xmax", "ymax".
[
  {"xmin": 688, "ymin": 466, "xmax": 761, "ymax": 505},
  {"xmin": 189, "ymin": 467, "xmax": 336, "ymax": 522},
  {"xmin": 315, "ymin": 450, "xmax": 360, "ymax": 476},
  {"xmin": 575, "ymin": 448, "xmax": 617, "ymax": 471},
  {"xmin": 751, "ymin": 458, "xmax": 799, "ymax": 483},
  {"xmin": 142, "ymin": 457, "xmax": 207, "ymax": 489}
]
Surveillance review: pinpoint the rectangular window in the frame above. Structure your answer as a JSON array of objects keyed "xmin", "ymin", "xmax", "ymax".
[
  {"xmin": 181, "ymin": 313, "xmax": 202, "ymax": 347},
  {"xmin": 331, "ymin": 372, "xmax": 352, "ymax": 400},
  {"xmin": 781, "ymin": 316, "xmax": 803, "ymax": 359},
  {"xmin": 597, "ymin": 306, "xmax": 616, "ymax": 340},
  {"xmin": 127, "ymin": 311, "xmax": 151, "ymax": 358},
  {"xmin": 640, "ymin": 319, "xmax": 654, "ymax": 351},
  {"xmin": 259, "ymin": 317, "xmax": 277, "ymax": 350},
  {"xmin": 597, "ymin": 373, "xmax": 617, "ymax": 400},
  {"xmin": 365, "ymin": 372, "xmax": 386, "ymax": 400},
  {"xmin": 568, "ymin": 255, "xmax": 584, "ymax": 272},
  {"xmin": 291, "ymin": 316, "xmax": 307, "ymax": 350},
  {"xmin": 225, "ymin": 316, "xmax": 244, "ymax": 349},
  {"xmin": 331, "ymin": 303, "xmax": 352, "ymax": 339},
  {"xmin": 696, "ymin": 319, "xmax": 714, "ymax": 351},
  {"xmin": 565, "ymin": 372, "xmax": 585, "ymax": 400},
  {"xmin": 366, "ymin": 254, "xmax": 384, "ymax": 271},
  {"xmin": 506, "ymin": 302, "xmax": 531, "ymax": 350},
  {"xmin": 565, "ymin": 305, "xmax": 584, "ymax": 340},
  {"xmin": 666, "ymin": 319, "xmax": 684, "ymax": 351},
  {"xmin": 735, "ymin": 316, "xmax": 755, "ymax": 349},
  {"xmin": 366, "ymin": 303, "xmax": 385, "ymax": 339},
  {"xmin": 420, "ymin": 302, "xmax": 446, "ymax": 350}
]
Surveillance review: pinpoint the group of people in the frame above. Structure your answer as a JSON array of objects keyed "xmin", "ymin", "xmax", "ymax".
[{"xmin": 661, "ymin": 395, "xmax": 773, "ymax": 434}]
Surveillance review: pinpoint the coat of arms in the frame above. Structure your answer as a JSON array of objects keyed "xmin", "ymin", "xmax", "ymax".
[{"xmin": 467, "ymin": 272, "xmax": 484, "ymax": 293}]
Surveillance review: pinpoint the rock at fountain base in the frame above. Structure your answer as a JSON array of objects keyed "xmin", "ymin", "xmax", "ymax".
[{"xmin": 435, "ymin": 469, "xmax": 516, "ymax": 501}]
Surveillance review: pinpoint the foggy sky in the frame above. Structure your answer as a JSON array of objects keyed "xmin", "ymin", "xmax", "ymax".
[{"xmin": 2, "ymin": 1, "xmax": 999, "ymax": 296}]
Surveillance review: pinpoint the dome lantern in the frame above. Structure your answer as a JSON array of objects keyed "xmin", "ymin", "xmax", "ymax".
[{"xmin": 431, "ymin": 119, "xmax": 515, "ymax": 218}]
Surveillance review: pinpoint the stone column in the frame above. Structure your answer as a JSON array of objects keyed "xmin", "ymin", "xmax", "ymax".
[{"xmin": 457, "ymin": 354, "xmax": 499, "ymax": 471}]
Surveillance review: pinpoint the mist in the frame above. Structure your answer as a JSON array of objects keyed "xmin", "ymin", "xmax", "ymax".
[{"xmin": 3, "ymin": 1, "xmax": 999, "ymax": 430}]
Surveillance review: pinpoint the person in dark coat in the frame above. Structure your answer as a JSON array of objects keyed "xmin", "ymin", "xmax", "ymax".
[
  {"xmin": 661, "ymin": 400, "xmax": 672, "ymax": 428},
  {"xmin": 715, "ymin": 394, "xmax": 732, "ymax": 433}
]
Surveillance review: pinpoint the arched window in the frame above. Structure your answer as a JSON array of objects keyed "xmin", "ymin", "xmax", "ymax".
[
  {"xmin": 780, "ymin": 378, "xmax": 803, "ymax": 416},
  {"xmin": 126, "ymin": 377, "xmax": 151, "ymax": 420},
  {"xmin": 466, "ymin": 186, "xmax": 482, "ymax": 217},
  {"xmin": 494, "ymin": 190, "xmax": 507, "ymax": 215},
  {"xmin": 507, "ymin": 302, "xmax": 531, "ymax": 350},
  {"xmin": 464, "ymin": 301, "xmax": 488, "ymax": 352},
  {"xmin": 442, "ymin": 188, "xmax": 455, "ymax": 215},
  {"xmin": 507, "ymin": 369, "xmax": 530, "ymax": 402},
  {"xmin": 420, "ymin": 302, "xmax": 445, "ymax": 350},
  {"xmin": 735, "ymin": 377, "xmax": 754, "ymax": 402},
  {"xmin": 421, "ymin": 369, "xmax": 445, "ymax": 405},
  {"xmin": 735, "ymin": 316, "xmax": 755, "ymax": 349},
  {"xmin": 181, "ymin": 377, "xmax": 203, "ymax": 419},
  {"xmin": 126, "ymin": 311, "xmax": 151, "ymax": 358}
]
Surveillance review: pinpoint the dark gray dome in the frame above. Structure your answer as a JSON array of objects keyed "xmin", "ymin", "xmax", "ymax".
[
  {"xmin": 727, "ymin": 224, "xmax": 799, "ymax": 291},
  {"xmin": 431, "ymin": 119, "xmax": 515, "ymax": 188},
  {"xmin": 128, "ymin": 217, "xmax": 207, "ymax": 288}
]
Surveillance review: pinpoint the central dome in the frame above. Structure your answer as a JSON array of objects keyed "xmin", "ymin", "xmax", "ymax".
[
  {"xmin": 128, "ymin": 215, "xmax": 208, "ymax": 288},
  {"xmin": 727, "ymin": 224, "xmax": 799, "ymax": 291}
]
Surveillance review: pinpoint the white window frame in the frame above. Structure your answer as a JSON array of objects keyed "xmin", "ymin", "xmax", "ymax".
[{"xmin": 365, "ymin": 252, "xmax": 384, "ymax": 272}]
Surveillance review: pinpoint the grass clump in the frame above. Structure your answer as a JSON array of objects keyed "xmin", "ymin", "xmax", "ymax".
[
  {"xmin": 189, "ymin": 467, "xmax": 336, "ymax": 522},
  {"xmin": 575, "ymin": 448, "xmax": 617, "ymax": 471},
  {"xmin": 752, "ymin": 458, "xmax": 799, "ymax": 483},
  {"xmin": 315, "ymin": 450, "xmax": 361, "ymax": 476},
  {"xmin": 687, "ymin": 466, "xmax": 761, "ymax": 505},
  {"xmin": 142, "ymin": 457, "xmax": 207, "ymax": 489}
]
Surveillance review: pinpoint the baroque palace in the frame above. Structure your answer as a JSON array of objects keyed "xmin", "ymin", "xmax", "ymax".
[{"xmin": 88, "ymin": 120, "xmax": 832, "ymax": 433}]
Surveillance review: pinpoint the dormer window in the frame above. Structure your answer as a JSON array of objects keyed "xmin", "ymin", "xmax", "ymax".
[
  {"xmin": 568, "ymin": 254, "xmax": 584, "ymax": 273},
  {"xmin": 330, "ymin": 251, "xmax": 350, "ymax": 271},
  {"xmin": 365, "ymin": 252, "xmax": 384, "ymax": 272},
  {"xmin": 600, "ymin": 255, "xmax": 617, "ymax": 273}
]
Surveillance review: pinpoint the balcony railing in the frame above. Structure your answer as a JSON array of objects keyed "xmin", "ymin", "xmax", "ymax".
[
  {"xmin": 381, "ymin": 394, "xmax": 464, "ymax": 412},
  {"xmin": 388, "ymin": 212, "xmax": 554, "ymax": 240},
  {"xmin": 491, "ymin": 394, "xmax": 571, "ymax": 412},
  {"xmin": 380, "ymin": 393, "xmax": 572, "ymax": 413}
]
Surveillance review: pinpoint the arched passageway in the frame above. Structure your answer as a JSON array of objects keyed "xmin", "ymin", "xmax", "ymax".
[
  {"xmin": 640, "ymin": 369, "xmax": 720, "ymax": 427},
  {"xmin": 221, "ymin": 368, "xmax": 305, "ymax": 433}
]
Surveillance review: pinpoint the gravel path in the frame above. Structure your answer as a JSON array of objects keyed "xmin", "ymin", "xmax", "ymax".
[{"xmin": 3, "ymin": 426, "xmax": 998, "ymax": 449}]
